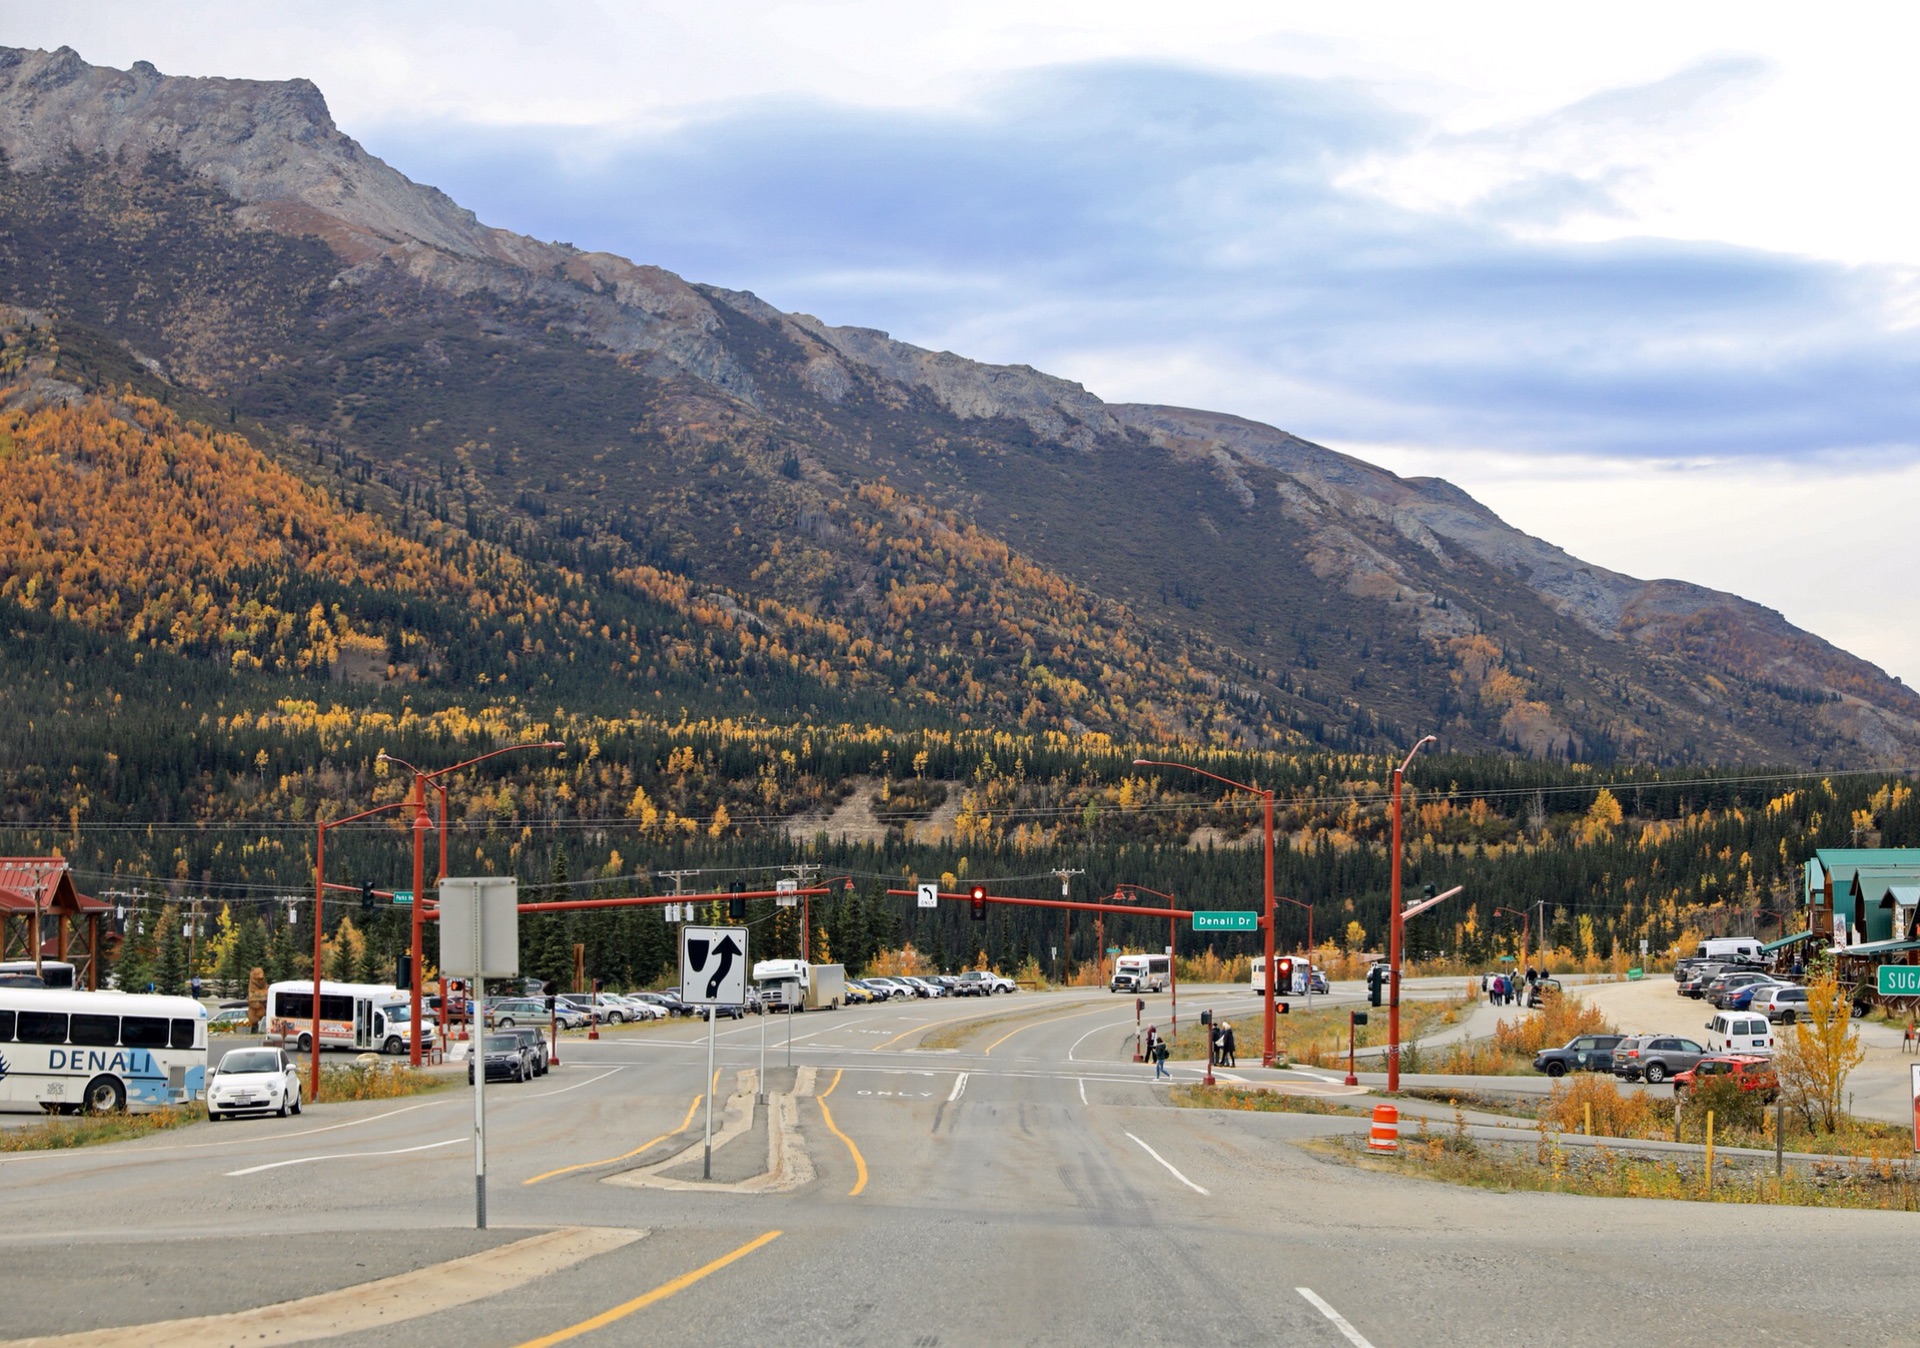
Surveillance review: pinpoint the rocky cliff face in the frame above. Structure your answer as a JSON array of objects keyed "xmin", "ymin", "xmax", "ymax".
[{"xmin": 4, "ymin": 44, "xmax": 1915, "ymax": 764}]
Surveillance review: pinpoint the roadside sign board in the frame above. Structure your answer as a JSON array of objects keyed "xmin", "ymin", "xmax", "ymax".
[
  {"xmin": 916, "ymin": 882, "xmax": 939, "ymax": 909},
  {"xmin": 1880, "ymin": 965, "xmax": 1920, "ymax": 997},
  {"xmin": 437, "ymin": 877, "xmax": 518, "ymax": 977},
  {"xmin": 391, "ymin": 890, "xmax": 412, "ymax": 906},
  {"xmin": 777, "ymin": 878, "xmax": 799, "ymax": 894},
  {"xmin": 1191, "ymin": 910, "xmax": 1259, "ymax": 932},
  {"xmin": 680, "ymin": 925, "xmax": 748, "ymax": 1006}
]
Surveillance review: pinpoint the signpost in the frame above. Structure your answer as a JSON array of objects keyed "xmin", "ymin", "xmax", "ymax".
[
  {"xmin": 916, "ymin": 882, "xmax": 939, "ymax": 909},
  {"xmin": 437, "ymin": 877, "xmax": 518, "ymax": 1230},
  {"xmin": 1879, "ymin": 965, "xmax": 1920, "ymax": 998},
  {"xmin": 1191, "ymin": 911, "xmax": 1259, "ymax": 932},
  {"xmin": 681, "ymin": 924, "xmax": 748, "ymax": 1180}
]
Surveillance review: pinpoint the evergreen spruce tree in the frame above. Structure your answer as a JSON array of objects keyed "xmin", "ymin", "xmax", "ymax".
[
  {"xmin": 114, "ymin": 904, "xmax": 158, "ymax": 994},
  {"xmin": 154, "ymin": 904, "xmax": 189, "ymax": 997},
  {"xmin": 327, "ymin": 917, "xmax": 361, "ymax": 983}
]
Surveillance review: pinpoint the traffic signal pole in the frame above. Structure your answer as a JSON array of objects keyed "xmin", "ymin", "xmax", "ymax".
[{"xmin": 1387, "ymin": 736, "xmax": 1437, "ymax": 1094}]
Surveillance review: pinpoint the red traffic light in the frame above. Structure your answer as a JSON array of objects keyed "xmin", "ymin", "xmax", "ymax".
[{"xmin": 970, "ymin": 884, "xmax": 987, "ymax": 920}]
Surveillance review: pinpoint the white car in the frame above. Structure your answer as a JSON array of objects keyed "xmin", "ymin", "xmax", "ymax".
[
  {"xmin": 207, "ymin": 1047, "xmax": 303, "ymax": 1120},
  {"xmin": 600, "ymin": 994, "xmax": 665, "ymax": 1023}
]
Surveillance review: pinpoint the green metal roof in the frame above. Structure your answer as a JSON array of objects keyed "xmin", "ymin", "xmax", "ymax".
[
  {"xmin": 1760, "ymin": 930, "xmax": 1820, "ymax": 952},
  {"xmin": 1815, "ymin": 849, "xmax": 1920, "ymax": 866},
  {"xmin": 1836, "ymin": 938, "xmax": 1920, "ymax": 957}
]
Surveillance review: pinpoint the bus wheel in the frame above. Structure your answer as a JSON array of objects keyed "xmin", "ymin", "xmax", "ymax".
[
  {"xmin": 382, "ymin": 1036, "xmax": 404, "ymax": 1056},
  {"xmin": 82, "ymin": 1075, "xmax": 126, "ymax": 1115},
  {"xmin": 296, "ymin": 1034, "xmax": 313, "ymax": 1053}
]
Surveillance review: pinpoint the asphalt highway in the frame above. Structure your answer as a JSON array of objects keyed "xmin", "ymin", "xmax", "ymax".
[{"xmin": 2, "ymin": 982, "xmax": 1917, "ymax": 1347}]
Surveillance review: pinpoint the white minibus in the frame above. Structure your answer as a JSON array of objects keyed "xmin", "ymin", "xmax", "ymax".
[
  {"xmin": 1110, "ymin": 955, "xmax": 1170, "ymax": 993},
  {"xmin": 0, "ymin": 987, "xmax": 206, "ymax": 1113},
  {"xmin": 265, "ymin": 980, "xmax": 435, "ymax": 1056}
]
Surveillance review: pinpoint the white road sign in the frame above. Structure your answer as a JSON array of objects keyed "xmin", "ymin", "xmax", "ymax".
[
  {"xmin": 917, "ymin": 882, "xmax": 939, "ymax": 909},
  {"xmin": 681, "ymin": 925, "xmax": 749, "ymax": 1006},
  {"xmin": 776, "ymin": 878, "xmax": 799, "ymax": 893},
  {"xmin": 438, "ymin": 877, "xmax": 519, "ymax": 977}
]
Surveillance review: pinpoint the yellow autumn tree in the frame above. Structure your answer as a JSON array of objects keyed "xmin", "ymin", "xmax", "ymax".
[{"xmin": 1775, "ymin": 972, "xmax": 1865, "ymax": 1133}]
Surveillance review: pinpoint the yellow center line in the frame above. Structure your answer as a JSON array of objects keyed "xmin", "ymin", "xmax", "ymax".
[
  {"xmin": 523, "ymin": 1091, "xmax": 704, "ymax": 1186},
  {"xmin": 871, "ymin": 1020, "xmax": 931, "ymax": 1051},
  {"xmin": 816, "ymin": 1068, "xmax": 868, "ymax": 1196},
  {"xmin": 512, "ymin": 1230, "xmax": 783, "ymax": 1348}
]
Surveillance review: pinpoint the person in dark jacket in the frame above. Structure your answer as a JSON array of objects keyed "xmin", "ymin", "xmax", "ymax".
[{"xmin": 1221, "ymin": 1022, "xmax": 1237, "ymax": 1067}]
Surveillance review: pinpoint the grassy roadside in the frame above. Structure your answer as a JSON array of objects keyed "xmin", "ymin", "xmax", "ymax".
[
  {"xmin": 917, "ymin": 996, "xmax": 1080, "ymax": 1051},
  {"xmin": 312, "ymin": 1063, "xmax": 453, "ymax": 1104},
  {"xmin": 1306, "ymin": 1131, "xmax": 1920, "ymax": 1212},
  {"xmin": 1170, "ymin": 1083, "xmax": 1360, "ymax": 1116},
  {"xmin": 0, "ymin": 1106, "xmax": 206, "ymax": 1152}
]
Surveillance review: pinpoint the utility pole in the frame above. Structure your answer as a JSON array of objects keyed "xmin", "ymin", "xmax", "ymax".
[
  {"xmin": 1052, "ymin": 869, "xmax": 1083, "ymax": 984},
  {"xmin": 782, "ymin": 863, "xmax": 821, "ymax": 962}
]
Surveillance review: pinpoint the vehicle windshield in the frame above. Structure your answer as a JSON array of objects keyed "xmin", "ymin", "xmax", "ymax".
[
  {"xmin": 485, "ymin": 1036, "xmax": 519, "ymax": 1051},
  {"xmin": 220, "ymin": 1050, "xmax": 282, "ymax": 1074},
  {"xmin": 382, "ymin": 1003, "xmax": 411, "ymax": 1023}
]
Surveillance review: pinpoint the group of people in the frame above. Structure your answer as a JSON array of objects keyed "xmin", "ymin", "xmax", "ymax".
[
  {"xmin": 1139, "ymin": 1020, "xmax": 1235, "ymax": 1078},
  {"xmin": 1480, "ymin": 967, "xmax": 1541, "ymax": 1006}
]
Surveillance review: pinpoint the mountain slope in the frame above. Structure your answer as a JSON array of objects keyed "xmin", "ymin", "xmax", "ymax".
[{"xmin": 1, "ymin": 44, "xmax": 1915, "ymax": 766}]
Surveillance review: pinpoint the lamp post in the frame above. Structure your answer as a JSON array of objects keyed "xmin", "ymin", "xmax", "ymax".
[
  {"xmin": 1387, "ymin": 735, "xmax": 1436, "ymax": 1093},
  {"xmin": 1276, "ymin": 895, "xmax": 1314, "ymax": 1009},
  {"xmin": 377, "ymin": 741, "xmax": 563, "ymax": 1066},
  {"xmin": 1134, "ymin": 758, "xmax": 1279, "ymax": 1067},
  {"xmin": 1117, "ymin": 882, "xmax": 1180, "ymax": 1033},
  {"xmin": 1495, "ymin": 906, "xmax": 1531, "ymax": 988},
  {"xmin": 313, "ymin": 799, "xmax": 410, "ymax": 1098}
]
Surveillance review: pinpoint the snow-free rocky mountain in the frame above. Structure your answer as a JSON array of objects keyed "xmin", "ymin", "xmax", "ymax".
[{"xmin": 3, "ymin": 44, "xmax": 1916, "ymax": 766}]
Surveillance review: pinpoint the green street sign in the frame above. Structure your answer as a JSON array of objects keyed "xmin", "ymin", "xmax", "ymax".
[
  {"xmin": 1191, "ymin": 910, "xmax": 1259, "ymax": 932},
  {"xmin": 392, "ymin": 890, "xmax": 413, "ymax": 906},
  {"xmin": 1107, "ymin": 946, "xmax": 1120, "ymax": 954},
  {"xmin": 1877, "ymin": 964, "xmax": 1920, "ymax": 996}
]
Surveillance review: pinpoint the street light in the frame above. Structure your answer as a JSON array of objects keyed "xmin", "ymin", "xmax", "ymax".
[
  {"xmin": 1275, "ymin": 895, "xmax": 1314, "ymax": 1009},
  {"xmin": 1134, "ymin": 758, "xmax": 1279, "ymax": 1068},
  {"xmin": 1387, "ymin": 735, "xmax": 1437, "ymax": 1093},
  {"xmin": 377, "ymin": 742, "xmax": 563, "ymax": 1066},
  {"xmin": 1494, "ymin": 906, "xmax": 1531, "ymax": 988}
]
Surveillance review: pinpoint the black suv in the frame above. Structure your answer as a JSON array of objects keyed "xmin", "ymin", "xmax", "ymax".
[{"xmin": 1532, "ymin": 1034, "xmax": 1624, "ymax": 1077}]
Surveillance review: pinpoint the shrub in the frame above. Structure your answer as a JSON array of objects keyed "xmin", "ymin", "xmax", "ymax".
[
  {"xmin": 1688, "ymin": 1073, "xmax": 1768, "ymax": 1135},
  {"xmin": 1540, "ymin": 1074, "xmax": 1660, "ymax": 1138},
  {"xmin": 1490, "ymin": 989, "xmax": 1613, "ymax": 1055}
]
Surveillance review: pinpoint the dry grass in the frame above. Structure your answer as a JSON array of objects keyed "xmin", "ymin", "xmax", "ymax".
[
  {"xmin": 312, "ymin": 1062, "xmax": 448, "ymax": 1103},
  {"xmin": 1290, "ymin": 997, "xmax": 1469, "ymax": 1068},
  {"xmin": 0, "ymin": 1105, "xmax": 204, "ymax": 1151},
  {"xmin": 1171, "ymin": 1084, "xmax": 1357, "ymax": 1115}
]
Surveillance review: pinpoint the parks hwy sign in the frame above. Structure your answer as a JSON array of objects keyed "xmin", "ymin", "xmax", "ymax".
[
  {"xmin": 1191, "ymin": 910, "xmax": 1259, "ymax": 932},
  {"xmin": 1878, "ymin": 964, "xmax": 1920, "ymax": 997}
]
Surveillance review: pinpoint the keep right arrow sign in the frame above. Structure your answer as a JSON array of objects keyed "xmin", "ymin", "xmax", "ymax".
[{"xmin": 680, "ymin": 925, "xmax": 749, "ymax": 1007}]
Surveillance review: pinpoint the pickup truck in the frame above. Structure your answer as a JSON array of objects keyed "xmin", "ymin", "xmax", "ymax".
[{"xmin": 955, "ymin": 970, "xmax": 1017, "ymax": 996}]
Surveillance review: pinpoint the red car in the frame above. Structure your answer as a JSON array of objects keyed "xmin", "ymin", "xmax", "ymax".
[{"xmin": 1673, "ymin": 1054, "xmax": 1778, "ymax": 1100}]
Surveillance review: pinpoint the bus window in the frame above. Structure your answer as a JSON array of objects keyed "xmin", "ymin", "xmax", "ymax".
[
  {"xmin": 318, "ymin": 994, "xmax": 355, "ymax": 1023},
  {"xmin": 0, "ymin": 1010, "xmax": 12, "ymax": 1040},
  {"xmin": 17, "ymin": 1011, "xmax": 67, "ymax": 1044},
  {"xmin": 121, "ymin": 1016, "xmax": 168, "ymax": 1049},
  {"xmin": 170, "ymin": 1019, "xmax": 198, "ymax": 1050},
  {"xmin": 70, "ymin": 1014, "xmax": 118, "ymax": 1047},
  {"xmin": 275, "ymin": 991, "xmax": 313, "ymax": 1022}
]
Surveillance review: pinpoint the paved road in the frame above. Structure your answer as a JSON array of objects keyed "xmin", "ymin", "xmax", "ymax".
[{"xmin": 3, "ymin": 983, "xmax": 1919, "ymax": 1346}]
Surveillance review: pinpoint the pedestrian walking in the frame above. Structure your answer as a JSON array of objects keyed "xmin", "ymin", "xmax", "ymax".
[
  {"xmin": 1221, "ymin": 1022, "xmax": 1237, "ymax": 1067},
  {"xmin": 1480, "ymin": 972, "xmax": 1488, "ymax": 997},
  {"xmin": 1143, "ymin": 1024, "xmax": 1158, "ymax": 1064},
  {"xmin": 1210, "ymin": 1022, "xmax": 1224, "ymax": 1066},
  {"xmin": 1151, "ymin": 1030, "xmax": 1170, "ymax": 1080}
]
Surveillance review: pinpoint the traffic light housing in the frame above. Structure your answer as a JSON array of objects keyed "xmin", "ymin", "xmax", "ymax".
[
  {"xmin": 970, "ymin": 884, "xmax": 986, "ymax": 921},
  {"xmin": 1275, "ymin": 956, "xmax": 1293, "ymax": 989},
  {"xmin": 395, "ymin": 953, "xmax": 412, "ymax": 990},
  {"xmin": 1367, "ymin": 965, "xmax": 1386, "ymax": 1007},
  {"xmin": 1278, "ymin": 1000, "xmax": 1290, "ymax": 1015},
  {"xmin": 729, "ymin": 882, "xmax": 747, "ymax": 921},
  {"xmin": 360, "ymin": 880, "xmax": 375, "ymax": 915},
  {"xmin": 1351, "ymin": 1010, "xmax": 1369, "ymax": 1026}
]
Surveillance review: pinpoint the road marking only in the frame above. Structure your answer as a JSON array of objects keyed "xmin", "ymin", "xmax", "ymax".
[
  {"xmin": 524, "ymin": 1090, "xmax": 705, "ymax": 1186},
  {"xmin": 1296, "ymin": 1288, "xmax": 1376, "ymax": 1347},
  {"xmin": 1124, "ymin": 1132, "xmax": 1209, "ymax": 1195},
  {"xmin": 225, "ymin": 1137, "xmax": 462, "ymax": 1177},
  {"xmin": 816, "ymin": 1068, "xmax": 868, "ymax": 1196},
  {"xmin": 515, "ymin": 1230, "xmax": 782, "ymax": 1348},
  {"xmin": 948, "ymin": 1071, "xmax": 968, "ymax": 1102}
]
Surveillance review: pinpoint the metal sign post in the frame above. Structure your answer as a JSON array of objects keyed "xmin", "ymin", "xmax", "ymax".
[
  {"xmin": 681, "ymin": 924, "xmax": 748, "ymax": 1182},
  {"xmin": 438, "ymin": 877, "xmax": 518, "ymax": 1230},
  {"xmin": 758, "ymin": 996, "xmax": 768, "ymax": 1106}
]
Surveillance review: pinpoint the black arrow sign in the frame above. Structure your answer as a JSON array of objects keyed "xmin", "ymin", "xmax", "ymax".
[{"xmin": 705, "ymin": 934, "xmax": 742, "ymax": 999}]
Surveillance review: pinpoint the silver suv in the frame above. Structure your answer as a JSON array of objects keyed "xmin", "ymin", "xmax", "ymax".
[{"xmin": 1614, "ymin": 1035, "xmax": 1707, "ymax": 1084}]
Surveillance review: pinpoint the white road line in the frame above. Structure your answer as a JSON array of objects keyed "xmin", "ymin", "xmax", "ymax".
[
  {"xmin": 225, "ymin": 1137, "xmax": 462, "ymax": 1177},
  {"xmin": 1123, "ymin": 1131, "xmax": 1209, "ymax": 1195},
  {"xmin": 1078, "ymin": 1078, "xmax": 1088, "ymax": 1106},
  {"xmin": 516, "ymin": 1067, "xmax": 622, "ymax": 1099},
  {"xmin": 1296, "ymin": 1288, "xmax": 1376, "ymax": 1347},
  {"xmin": 0, "ymin": 1100, "xmax": 448, "ymax": 1166},
  {"xmin": 948, "ymin": 1072, "xmax": 968, "ymax": 1102},
  {"xmin": 1067, "ymin": 1018, "xmax": 1139, "ymax": 1061}
]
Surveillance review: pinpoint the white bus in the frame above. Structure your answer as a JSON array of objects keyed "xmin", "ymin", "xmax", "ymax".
[
  {"xmin": 1110, "ymin": 954, "xmax": 1170, "ymax": 993},
  {"xmin": 0, "ymin": 987, "xmax": 206, "ymax": 1114},
  {"xmin": 0, "ymin": 960, "xmax": 78, "ymax": 989},
  {"xmin": 1250, "ymin": 955, "xmax": 1322, "ymax": 996},
  {"xmin": 265, "ymin": 980, "xmax": 435, "ymax": 1056}
]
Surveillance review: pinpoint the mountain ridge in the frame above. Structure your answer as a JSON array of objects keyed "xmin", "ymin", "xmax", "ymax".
[{"xmin": 2, "ymin": 43, "xmax": 1914, "ymax": 766}]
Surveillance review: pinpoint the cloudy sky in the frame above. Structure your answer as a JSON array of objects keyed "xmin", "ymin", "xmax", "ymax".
[{"xmin": 21, "ymin": 3, "xmax": 1920, "ymax": 684}]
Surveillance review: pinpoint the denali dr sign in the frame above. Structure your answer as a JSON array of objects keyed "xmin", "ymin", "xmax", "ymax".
[{"xmin": 1191, "ymin": 911, "xmax": 1259, "ymax": 932}]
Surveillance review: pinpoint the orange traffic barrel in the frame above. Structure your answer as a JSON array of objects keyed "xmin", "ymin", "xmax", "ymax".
[{"xmin": 1368, "ymin": 1103, "xmax": 1399, "ymax": 1153}]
